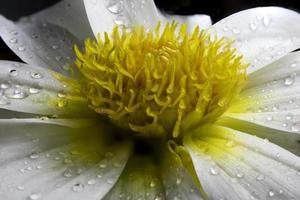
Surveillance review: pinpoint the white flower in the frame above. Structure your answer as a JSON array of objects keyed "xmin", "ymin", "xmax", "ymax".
[{"xmin": 0, "ymin": 0, "xmax": 299, "ymax": 200}]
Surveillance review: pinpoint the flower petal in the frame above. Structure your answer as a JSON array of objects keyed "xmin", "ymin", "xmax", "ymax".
[
  {"xmin": 27, "ymin": 0, "xmax": 94, "ymax": 41},
  {"xmin": 103, "ymin": 155, "xmax": 165, "ymax": 200},
  {"xmin": 184, "ymin": 124, "xmax": 300, "ymax": 200},
  {"xmin": 0, "ymin": 16, "xmax": 80, "ymax": 76},
  {"xmin": 0, "ymin": 60, "xmax": 92, "ymax": 116},
  {"xmin": 0, "ymin": 122, "xmax": 132, "ymax": 200},
  {"xmin": 210, "ymin": 7, "xmax": 300, "ymax": 74},
  {"xmin": 162, "ymin": 13, "xmax": 212, "ymax": 31},
  {"xmin": 83, "ymin": 0, "xmax": 161, "ymax": 37},
  {"xmin": 159, "ymin": 141, "xmax": 206, "ymax": 200},
  {"xmin": 224, "ymin": 50, "xmax": 300, "ymax": 133}
]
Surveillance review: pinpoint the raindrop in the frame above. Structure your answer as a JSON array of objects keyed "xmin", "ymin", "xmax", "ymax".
[
  {"xmin": 63, "ymin": 169, "xmax": 73, "ymax": 177},
  {"xmin": 225, "ymin": 140, "xmax": 236, "ymax": 148},
  {"xmin": 72, "ymin": 183, "xmax": 85, "ymax": 192},
  {"xmin": 31, "ymin": 34, "xmax": 39, "ymax": 39},
  {"xmin": 18, "ymin": 46, "xmax": 26, "ymax": 51},
  {"xmin": 51, "ymin": 45, "xmax": 59, "ymax": 49},
  {"xmin": 284, "ymin": 75, "xmax": 295, "ymax": 86},
  {"xmin": 176, "ymin": 177, "xmax": 182, "ymax": 185},
  {"xmin": 249, "ymin": 23, "xmax": 257, "ymax": 31},
  {"xmin": 99, "ymin": 163, "xmax": 107, "ymax": 169},
  {"xmin": 4, "ymin": 87, "xmax": 28, "ymax": 99},
  {"xmin": 291, "ymin": 123, "xmax": 300, "ymax": 133},
  {"xmin": 0, "ymin": 83, "xmax": 10, "ymax": 89},
  {"xmin": 268, "ymin": 190, "xmax": 275, "ymax": 198},
  {"xmin": 10, "ymin": 30, "xmax": 18, "ymax": 35},
  {"xmin": 232, "ymin": 28, "xmax": 240, "ymax": 35},
  {"xmin": 106, "ymin": 177, "xmax": 115, "ymax": 184},
  {"xmin": 285, "ymin": 115, "xmax": 293, "ymax": 121},
  {"xmin": 29, "ymin": 153, "xmax": 39, "ymax": 160},
  {"xmin": 106, "ymin": 1, "xmax": 123, "ymax": 14},
  {"xmin": 209, "ymin": 167, "xmax": 219, "ymax": 176},
  {"xmin": 31, "ymin": 72, "xmax": 43, "ymax": 79},
  {"xmin": 149, "ymin": 180, "xmax": 156, "ymax": 188},
  {"xmin": 9, "ymin": 38, "xmax": 18, "ymax": 43},
  {"xmin": 28, "ymin": 193, "xmax": 41, "ymax": 200},
  {"xmin": 263, "ymin": 16, "xmax": 272, "ymax": 26},
  {"xmin": 29, "ymin": 88, "xmax": 41, "ymax": 94},
  {"xmin": 87, "ymin": 179, "xmax": 96, "ymax": 185},
  {"xmin": 236, "ymin": 172, "xmax": 244, "ymax": 178},
  {"xmin": 17, "ymin": 185, "xmax": 25, "ymax": 191},
  {"xmin": 9, "ymin": 69, "xmax": 18, "ymax": 77},
  {"xmin": 290, "ymin": 62, "xmax": 298, "ymax": 68},
  {"xmin": 256, "ymin": 174, "xmax": 265, "ymax": 181}
]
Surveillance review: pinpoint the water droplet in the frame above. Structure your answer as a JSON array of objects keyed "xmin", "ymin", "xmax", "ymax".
[
  {"xmin": 106, "ymin": 1, "xmax": 123, "ymax": 14},
  {"xmin": 266, "ymin": 116, "xmax": 273, "ymax": 121},
  {"xmin": 51, "ymin": 45, "xmax": 59, "ymax": 49},
  {"xmin": 291, "ymin": 123, "xmax": 300, "ymax": 133},
  {"xmin": 99, "ymin": 163, "xmax": 107, "ymax": 169},
  {"xmin": 236, "ymin": 172, "xmax": 244, "ymax": 178},
  {"xmin": 29, "ymin": 153, "xmax": 39, "ymax": 160},
  {"xmin": 256, "ymin": 174, "xmax": 265, "ymax": 181},
  {"xmin": 72, "ymin": 183, "xmax": 84, "ymax": 192},
  {"xmin": 106, "ymin": 177, "xmax": 115, "ymax": 184},
  {"xmin": 4, "ymin": 87, "xmax": 28, "ymax": 99},
  {"xmin": 268, "ymin": 190, "xmax": 275, "ymax": 197},
  {"xmin": 9, "ymin": 69, "xmax": 18, "ymax": 77},
  {"xmin": 249, "ymin": 23, "xmax": 257, "ymax": 31},
  {"xmin": 209, "ymin": 167, "xmax": 219, "ymax": 176},
  {"xmin": 232, "ymin": 28, "xmax": 240, "ymax": 35},
  {"xmin": 10, "ymin": 30, "xmax": 18, "ymax": 35},
  {"xmin": 225, "ymin": 140, "xmax": 236, "ymax": 148},
  {"xmin": 263, "ymin": 16, "xmax": 272, "ymax": 26},
  {"xmin": 285, "ymin": 114, "xmax": 293, "ymax": 121},
  {"xmin": 18, "ymin": 46, "xmax": 26, "ymax": 51},
  {"xmin": 176, "ymin": 177, "xmax": 182, "ymax": 185},
  {"xmin": 284, "ymin": 76, "xmax": 295, "ymax": 86},
  {"xmin": 17, "ymin": 185, "xmax": 25, "ymax": 191},
  {"xmin": 1, "ymin": 83, "xmax": 10, "ymax": 89},
  {"xmin": 31, "ymin": 72, "xmax": 43, "ymax": 79},
  {"xmin": 149, "ymin": 180, "xmax": 156, "ymax": 188},
  {"xmin": 57, "ymin": 100, "xmax": 68, "ymax": 108},
  {"xmin": 28, "ymin": 193, "xmax": 41, "ymax": 200},
  {"xmin": 290, "ymin": 62, "xmax": 298, "ymax": 68},
  {"xmin": 63, "ymin": 169, "xmax": 73, "ymax": 177},
  {"xmin": 9, "ymin": 38, "xmax": 18, "ymax": 43},
  {"xmin": 87, "ymin": 179, "xmax": 96, "ymax": 185},
  {"xmin": 31, "ymin": 34, "xmax": 39, "ymax": 39},
  {"xmin": 29, "ymin": 87, "xmax": 41, "ymax": 94}
]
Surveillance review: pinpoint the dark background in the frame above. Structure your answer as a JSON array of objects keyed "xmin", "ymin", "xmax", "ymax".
[{"xmin": 0, "ymin": 0, "xmax": 299, "ymax": 61}]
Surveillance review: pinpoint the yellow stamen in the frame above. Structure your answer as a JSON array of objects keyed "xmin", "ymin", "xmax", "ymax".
[{"xmin": 60, "ymin": 22, "xmax": 248, "ymax": 138}]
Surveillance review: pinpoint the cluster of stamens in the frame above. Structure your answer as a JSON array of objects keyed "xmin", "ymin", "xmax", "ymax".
[{"xmin": 64, "ymin": 22, "xmax": 248, "ymax": 138}]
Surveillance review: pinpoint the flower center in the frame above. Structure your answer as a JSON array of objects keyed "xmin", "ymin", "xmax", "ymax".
[{"xmin": 63, "ymin": 23, "xmax": 248, "ymax": 139}]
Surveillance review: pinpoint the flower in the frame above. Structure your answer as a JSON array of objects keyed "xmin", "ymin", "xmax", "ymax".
[{"xmin": 0, "ymin": 0, "xmax": 300, "ymax": 199}]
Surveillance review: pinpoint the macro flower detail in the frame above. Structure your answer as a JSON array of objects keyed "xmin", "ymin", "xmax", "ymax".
[{"xmin": 0, "ymin": 0, "xmax": 299, "ymax": 200}]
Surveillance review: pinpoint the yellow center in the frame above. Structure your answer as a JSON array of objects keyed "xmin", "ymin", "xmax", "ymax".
[{"xmin": 62, "ymin": 22, "xmax": 248, "ymax": 139}]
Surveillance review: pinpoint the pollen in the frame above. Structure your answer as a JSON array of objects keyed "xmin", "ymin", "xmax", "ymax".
[{"xmin": 63, "ymin": 22, "xmax": 248, "ymax": 138}]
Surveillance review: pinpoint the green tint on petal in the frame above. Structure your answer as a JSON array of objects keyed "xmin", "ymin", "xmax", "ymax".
[
  {"xmin": 103, "ymin": 155, "xmax": 165, "ymax": 200},
  {"xmin": 159, "ymin": 141, "xmax": 207, "ymax": 200}
]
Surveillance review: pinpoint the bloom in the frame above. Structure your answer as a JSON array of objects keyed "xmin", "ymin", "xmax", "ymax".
[{"xmin": 0, "ymin": 0, "xmax": 300, "ymax": 199}]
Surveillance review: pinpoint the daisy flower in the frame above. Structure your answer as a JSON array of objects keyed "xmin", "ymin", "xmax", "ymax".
[{"xmin": 0, "ymin": 0, "xmax": 300, "ymax": 199}]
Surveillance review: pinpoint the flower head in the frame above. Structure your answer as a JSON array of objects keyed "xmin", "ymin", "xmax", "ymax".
[{"xmin": 0, "ymin": 0, "xmax": 300, "ymax": 200}]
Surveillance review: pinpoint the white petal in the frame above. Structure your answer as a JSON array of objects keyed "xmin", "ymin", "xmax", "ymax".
[
  {"xmin": 224, "ymin": 51, "xmax": 300, "ymax": 134},
  {"xmin": 210, "ymin": 7, "xmax": 300, "ymax": 74},
  {"xmin": 162, "ymin": 13, "xmax": 212, "ymax": 31},
  {"xmin": 0, "ymin": 16, "xmax": 80, "ymax": 76},
  {"xmin": 0, "ymin": 123, "xmax": 132, "ymax": 200},
  {"xmin": 83, "ymin": 0, "xmax": 162, "ymax": 37},
  {"xmin": 0, "ymin": 60, "xmax": 92, "ymax": 116},
  {"xmin": 160, "ymin": 141, "xmax": 205, "ymax": 200},
  {"xmin": 184, "ymin": 124, "xmax": 300, "ymax": 200},
  {"xmin": 103, "ymin": 155, "xmax": 165, "ymax": 200},
  {"xmin": 27, "ymin": 0, "xmax": 94, "ymax": 41}
]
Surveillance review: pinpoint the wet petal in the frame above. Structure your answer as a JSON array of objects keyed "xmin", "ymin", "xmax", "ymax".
[
  {"xmin": 0, "ymin": 60, "xmax": 92, "ymax": 116},
  {"xmin": 103, "ymin": 155, "xmax": 165, "ymax": 200},
  {"xmin": 184, "ymin": 124, "xmax": 300, "ymax": 200},
  {"xmin": 210, "ymin": 7, "xmax": 300, "ymax": 74},
  {"xmin": 0, "ymin": 16, "xmax": 80, "ymax": 76},
  {"xmin": 159, "ymin": 141, "xmax": 206, "ymax": 200},
  {"xmin": 0, "ymin": 122, "xmax": 132, "ymax": 200},
  {"xmin": 83, "ymin": 0, "xmax": 161, "ymax": 37}
]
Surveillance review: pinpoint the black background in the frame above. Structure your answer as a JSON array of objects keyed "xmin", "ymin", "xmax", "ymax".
[{"xmin": 0, "ymin": 0, "xmax": 299, "ymax": 61}]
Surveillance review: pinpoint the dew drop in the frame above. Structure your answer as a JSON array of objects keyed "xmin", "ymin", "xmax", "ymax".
[
  {"xmin": 256, "ymin": 174, "xmax": 265, "ymax": 181},
  {"xmin": 290, "ymin": 62, "xmax": 298, "ymax": 68},
  {"xmin": 236, "ymin": 172, "xmax": 244, "ymax": 178},
  {"xmin": 291, "ymin": 123, "xmax": 300, "ymax": 133},
  {"xmin": 285, "ymin": 114, "xmax": 293, "ymax": 121},
  {"xmin": 31, "ymin": 72, "xmax": 43, "ymax": 79},
  {"xmin": 63, "ymin": 169, "xmax": 73, "ymax": 177},
  {"xmin": 249, "ymin": 23, "xmax": 257, "ymax": 31},
  {"xmin": 232, "ymin": 28, "xmax": 240, "ymax": 35},
  {"xmin": 263, "ymin": 16, "xmax": 272, "ymax": 26},
  {"xmin": 29, "ymin": 88, "xmax": 41, "ymax": 94},
  {"xmin": 4, "ymin": 87, "xmax": 28, "ymax": 99},
  {"xmin": 9, "ymin": 69, "xmax": 18, "ymax": 77},
  {"xmin": 29, "ymin": 153, "xmax": 39, "ymax": 160},
  {"xmin": 17, "ymin": 185, "xmax": 25, "ymax": 191},
  {"xmin": 72, "ymin": 183, "xmax": 84, "ymax": 192},
  {"xmin": 268, "ymin": 190, "xmax": 275, "ymax": 198},
  {"xmin": 284, "ymin": 76, "xmax": 295, "ymax": 86},
  {"xmin": 106, "ymin": 1, "xmax": 123, "ymax": 14},
  {"xmin": 28, "ymin": 193, "xmax": 41, "ymax": 200},
  {"xmin": 209, "ymin": 167, "xmax": 219, "ymax": 176},
  {"xmin": 266, "ymin": 116, "xmax": 273, "ymax": 121},
  {"xmin": 225, "ymin": 140, "xmax": 236, "ymax": 148},
  {"xmin": 9, "ymin": 38, "xmax": 18, "ymax": 43},
  {"xmin": 176, "ymin": 177, "xmax": 182, "ymax": 185},
  {"xmin": 0, "ymin": 83, "xmax": 10, "ymax": 89},
  {"xmin": 18, "ymin": 46, "xmax": 26, "ymax": 51},
  {"xmin": 87, "ymin": 179, "xmax": 96, "ymax": 185},
  {"xmin": 149, "ymin": 180, "xmax": 156, "ymax": 188}
]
